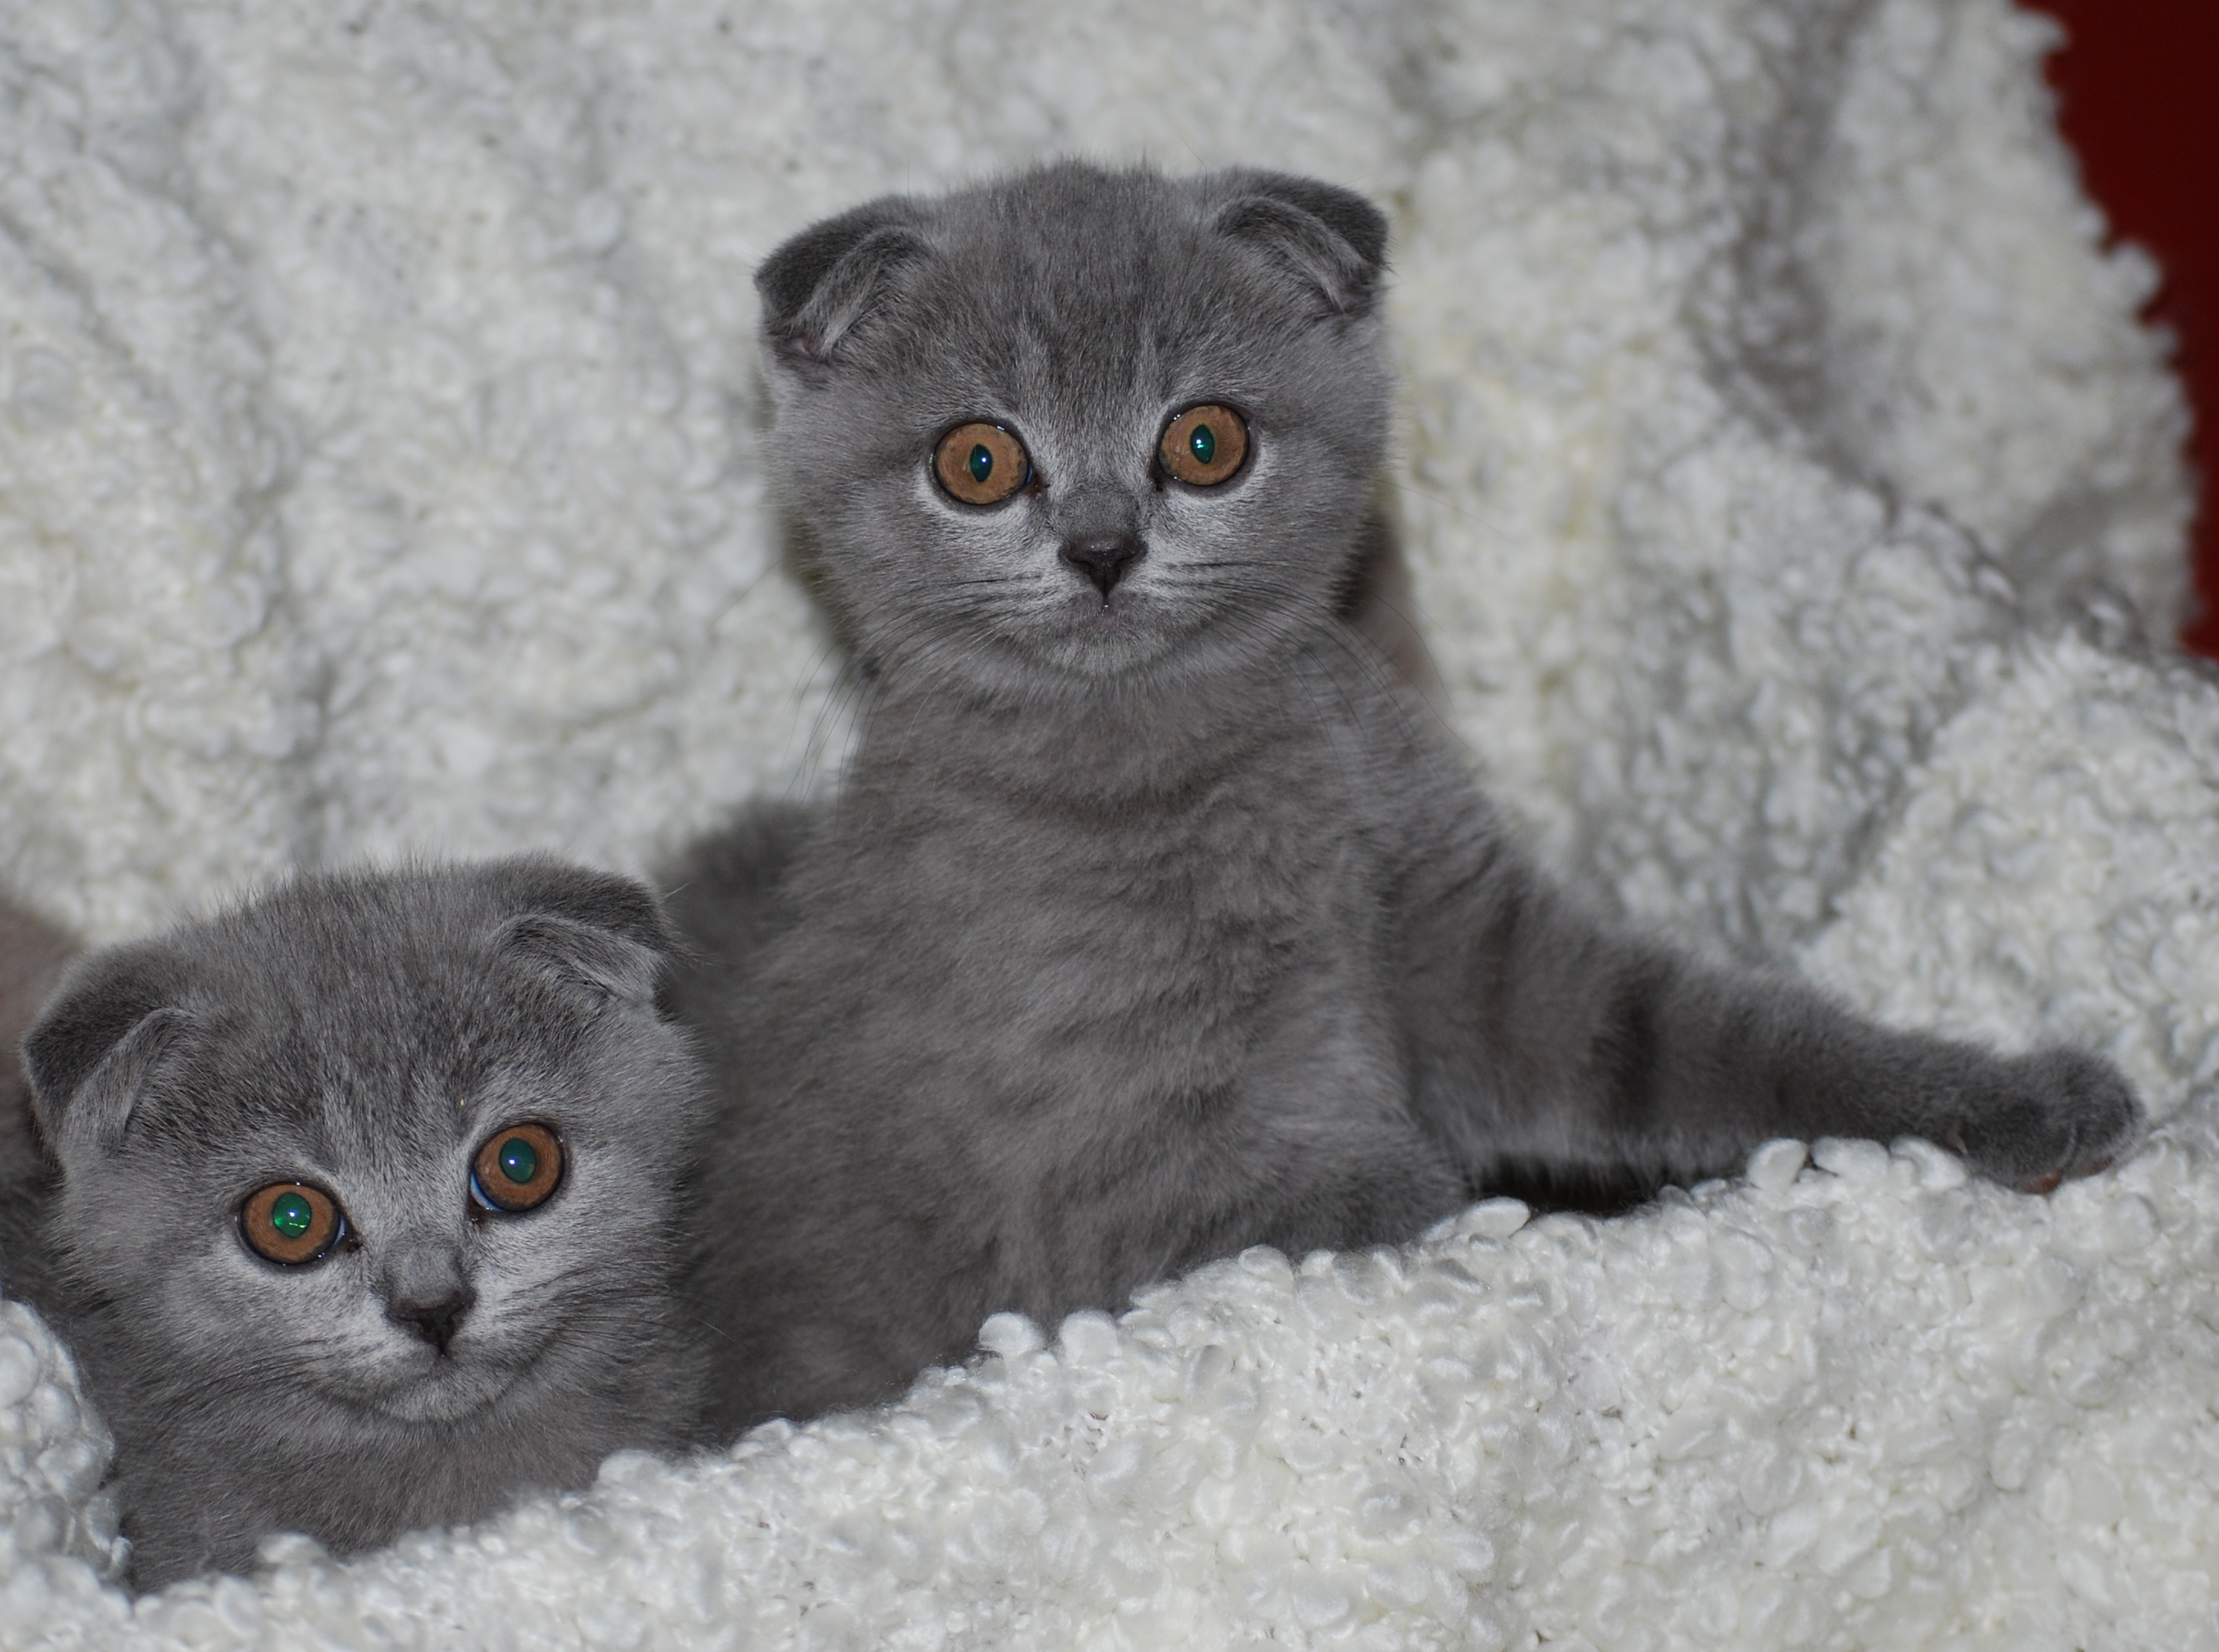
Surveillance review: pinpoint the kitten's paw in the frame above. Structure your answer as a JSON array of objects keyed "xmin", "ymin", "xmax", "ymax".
[{"xmin": 1950, "ymin": 1048, "xmax": 2143, "ymax": 1193}]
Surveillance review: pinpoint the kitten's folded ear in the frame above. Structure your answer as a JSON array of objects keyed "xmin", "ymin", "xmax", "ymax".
[
  {"xmin": 1207, "ymin": 171, "xmax": 1389, "ymax": 321},
  {"xmin": 482, "ymin": 859, "xmax": 676, "ymax": 1012},
  {"xmin": 756, "ymin": 196, "xmax": 932, "ymax": 378},
  {"xmin": 22, "ymin": 946, "xmax": 192, "ymax": 1153}
]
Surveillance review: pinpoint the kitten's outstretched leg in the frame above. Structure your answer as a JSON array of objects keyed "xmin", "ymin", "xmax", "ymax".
[{"xmin": 1395, "ymin": 831, "xmax": 2142, "ymax": 1198}]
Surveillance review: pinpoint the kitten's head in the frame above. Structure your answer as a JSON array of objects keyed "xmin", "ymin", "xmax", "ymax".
[
  {"xmin": 23, "ymin": 860, "xmax": 708, "ymax": 1436},
  {"xmin": 755, "ymin": 163, "xmax": 1392, "ymax": 699}
]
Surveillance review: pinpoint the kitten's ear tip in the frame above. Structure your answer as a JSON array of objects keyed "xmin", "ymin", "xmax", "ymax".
[
  {"xmin": 483, "ymin": 858, "xmax": 676, "ymax": 1011},
  {"xmin": 482, "ymin": 858, "xmax": 676, "ymax": 956},
  {"xmin": 21, "ymin": 947, "xmax": 189, "ymax": 1147},
  {"xmin": 495, "ymin": 913, "xmax": 667, "ymax": 1012},
  {"xmin": 1206, "ymin": 171, "xmax": 1390, "ymax": 319},
  {"xmin": 1218, "ymin": 170, "xmax": 1390, "ymax": 263},
  {"xmin": 756, "ymin": 200, "xmax": 932, "ymax": 373}
]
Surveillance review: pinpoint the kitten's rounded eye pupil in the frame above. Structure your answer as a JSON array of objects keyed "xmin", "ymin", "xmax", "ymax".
[
  {"xmin": 1190, "ymin": 425, "xmax": 1216, "ymax": 465},
  {"xmin": 968, "ymin": 444, "xmax": 994, "ymax": 485},
  {"xmin": 471, "ymin": 1121, "xmax": 564, "ymax": 1213},
  {"xmin": 240, "ymin": 1181, "xmax": 342, "ymax": 1265},
  {"xmin": 269, "ymin": 1192, "xmax": 314, "ymax": 1239},
  {"xmin": 498, "ymin": 1137, "xmax": 538, "ymax": 1186}
]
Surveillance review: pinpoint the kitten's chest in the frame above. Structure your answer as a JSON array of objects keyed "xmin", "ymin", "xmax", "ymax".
[
  {"xmin": 798, "ymin": 741, "xmax": 1387, "ymax": 1098},
  {"xmin": 992, "ymin": 778, "xmax": 1337, "ymax": 1004}
]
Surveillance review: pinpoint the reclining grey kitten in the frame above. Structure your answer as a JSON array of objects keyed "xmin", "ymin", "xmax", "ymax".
[
  {"xmin": 17, "ymin": 859, "xmax": 710, "ymax": 1589},
  {"xmin": 683, "ymin": 162, "xmax": 2142, "ymax": 1437}
]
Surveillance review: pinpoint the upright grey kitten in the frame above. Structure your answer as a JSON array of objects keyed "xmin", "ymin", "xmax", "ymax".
[
  {"xmin": 684, "ymin": 163, "xmax": 2141, "ymax": 1437},
  {"xmin": 19, "ymin": 859, "xmax": 711, "ymax": 1589}
]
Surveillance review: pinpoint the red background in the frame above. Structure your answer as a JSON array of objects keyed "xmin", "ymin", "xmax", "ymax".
[{"xmin": 2019, "ymin": 1, "xmax": 2219, "ymax": 652}]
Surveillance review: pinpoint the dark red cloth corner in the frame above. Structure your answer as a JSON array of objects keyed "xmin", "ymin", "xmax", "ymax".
[{"xmin": 2017, "ymin": 1, "xmax": 2219, "ymax": 652}]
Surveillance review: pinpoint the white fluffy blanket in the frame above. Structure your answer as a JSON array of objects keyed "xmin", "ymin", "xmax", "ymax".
[{"xmin": 2, "ymin": 0, "xmax": 2213, "ymax": 1644}]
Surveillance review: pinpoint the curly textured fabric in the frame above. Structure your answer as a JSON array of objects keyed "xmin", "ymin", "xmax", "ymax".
[{"xmin": 0, "ymin": 0, "xmax": 2211, "ymax": 1646}]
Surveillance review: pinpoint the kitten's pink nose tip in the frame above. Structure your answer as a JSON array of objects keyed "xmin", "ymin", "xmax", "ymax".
[
  {"xmin": 388, "ymin": 1286, "xmax": 476, "ymax": 1353},
  {"xmin": 1061, "ymin": 531, "xmax": 1146, "ymax": 596}
]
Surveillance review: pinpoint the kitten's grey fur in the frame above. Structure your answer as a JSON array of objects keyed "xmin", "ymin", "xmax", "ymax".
[
  {"xmin": 0, "ymin": 890, "xmax": 80, "ymax": 1305},
  {"xmin": 19, "ymin": 860, "xmax": 711, "ymax": 1589},
  {"xmin": 683, "ymin": 163, "xmax": 2142, "ymax": 1437}
]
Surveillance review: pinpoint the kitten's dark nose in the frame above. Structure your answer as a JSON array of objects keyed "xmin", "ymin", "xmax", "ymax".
[
  {"xmin": 1060, "ymin": 531, "xmax": 1147, "ymax": 596},
  {"xmin": 388, "ymin": 1286, "xmax": 475, "ymax": 1353},
  {"xmin": 384, "ymin": 1246, "xmax": 475, "ymax": 1353}
]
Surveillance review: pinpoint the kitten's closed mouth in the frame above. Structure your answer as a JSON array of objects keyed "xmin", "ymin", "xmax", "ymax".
[
  {"xmin": 355, "ymin": 1348, "xmax": 531, "ymax": 1425},
  {"xmin": 1076, "ymin": 593, "xmax": 1130, "ymax": 630}
]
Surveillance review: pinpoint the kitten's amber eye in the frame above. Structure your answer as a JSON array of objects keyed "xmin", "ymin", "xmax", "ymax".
[
  {"xmin": 1159, "ymin": 404, "xmax": 1249, "ymax": 486},
  {"xmin": 470, "ymin": 1122, "xmax": 564, "ymax": 1214},
  {"xmin": 240, "ymin": 1182, "xmax": 344, "ymax": 1266},
  {"xmin": 933, "ymin": 422, "xmax": 1032, "ymax": 505}
]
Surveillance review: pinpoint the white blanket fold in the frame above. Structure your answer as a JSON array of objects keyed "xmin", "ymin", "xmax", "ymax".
[{"xmin": 2, "ymin": 1, "xmax": 2212, "ymax": 1646}]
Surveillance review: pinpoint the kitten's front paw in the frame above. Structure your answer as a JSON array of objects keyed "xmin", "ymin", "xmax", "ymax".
[{"xmin": 1950, "ymin": 1048, "xmax": 2143, "ymax": 1193}]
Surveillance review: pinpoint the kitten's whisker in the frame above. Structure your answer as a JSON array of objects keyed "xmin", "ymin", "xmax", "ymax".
[
  {"xmin": 684, "ymin": 1312, "xmax": 743, "ymax": 1349},
  {"xmin": 1379, "ymin": 472, "xmax": 1517, "ymax": 544},
  {"xmin": 795, "ymin": 647, "xmax": 879, "ymax": 801},
  {"xmin": 788, "ymin": 633, "xmax": 857, "ymax": 800},
  {"xmin": 1304, "ymin": 619, "xmax": 1472, "ymax": 776}
]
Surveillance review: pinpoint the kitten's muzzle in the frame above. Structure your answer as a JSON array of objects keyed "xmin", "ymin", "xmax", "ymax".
[
  {"xmin": 382, "ymin": 1246, "xmax": 477, "ymax": 1354},
  {"xmin": 1061, "ymin": 531, "xmax": 1147, "ymax": 597},
  {"xmin": 388, "ymin": 1285, "xmax": 475, "ymax": 1354}
]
